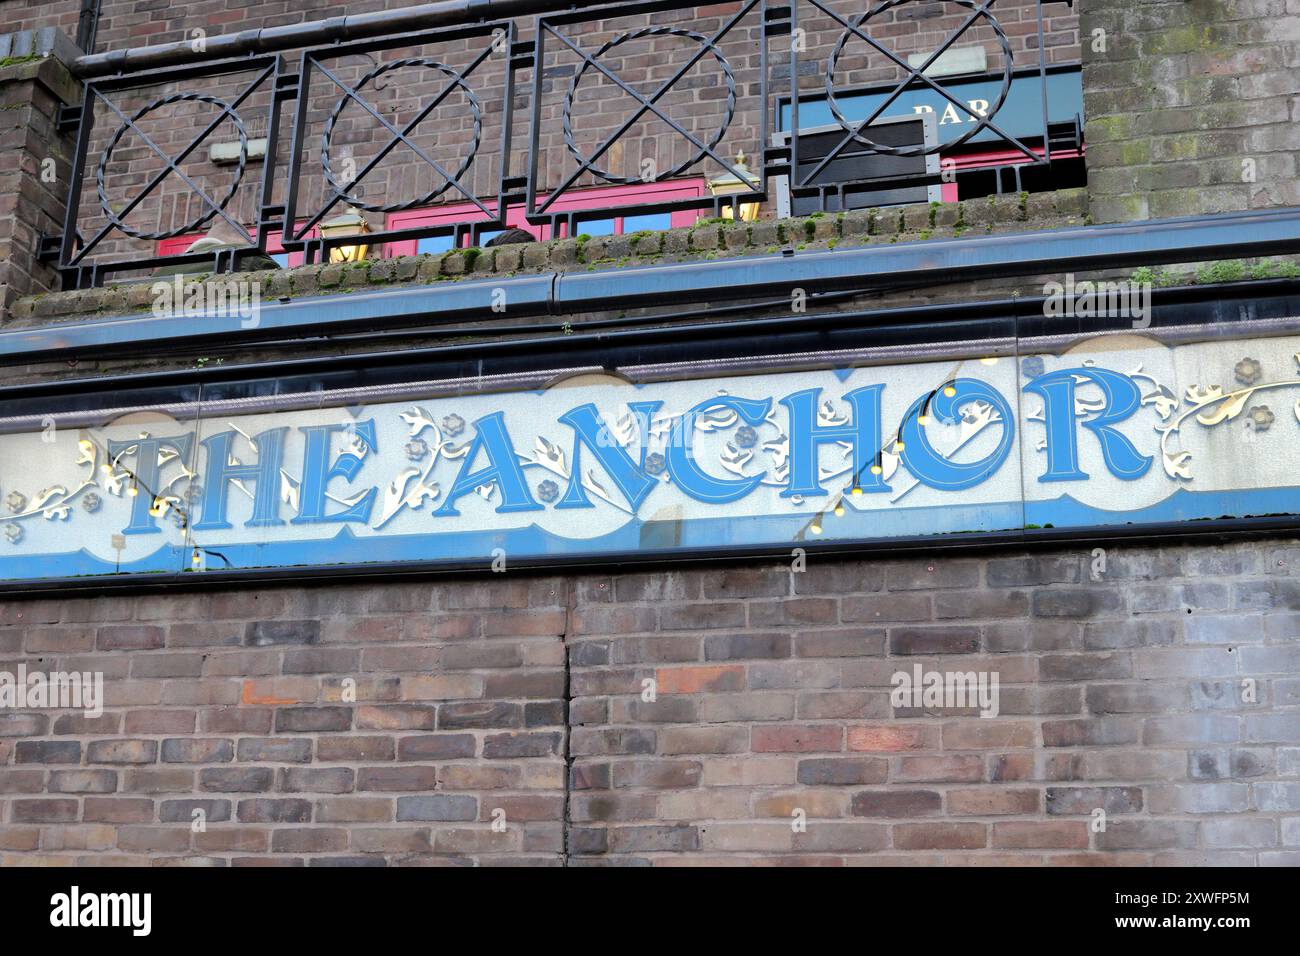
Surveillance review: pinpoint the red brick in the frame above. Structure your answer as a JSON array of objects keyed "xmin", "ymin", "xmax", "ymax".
[
  {"xmin": 993, "ymin": 821, "xmax": 1089, "ymax": 849},
  {"xmin": 97, "ymin": 625, "xmax": 165, "ymax": 650},
  {"xmin": 946, "ymin": 788, "xmax": 1041, "ymax": 815},
  {"xmin": 751, "ymin": 725, "xmax": 843, "ymax": 753},
  {"xmin": 655, "ymin": 664, "xmax": 745, "ymax": 694},
  {"xmin": 893, "ymin": 823, "xmax": 987, "ymax": 849},
  {"xmin": 846, "ymin": 724, "xmax": 935, "ymax": 752}
]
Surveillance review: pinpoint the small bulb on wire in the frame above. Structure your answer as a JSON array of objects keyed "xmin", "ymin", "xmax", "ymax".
[
  {"xmin": 834, "ymin": 502, "xmax": 845, "ymax": 517},
  {"xmin": 943, "ymin": 385, "xmax": 957, "ymax": 397}
]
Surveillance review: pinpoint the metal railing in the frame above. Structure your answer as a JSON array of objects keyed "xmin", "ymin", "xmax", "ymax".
[{"xmin": 45, "ymin": 0, "xmax": 1077, "ymax": 288}]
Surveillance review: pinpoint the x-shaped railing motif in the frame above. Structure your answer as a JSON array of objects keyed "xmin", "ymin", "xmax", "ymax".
[
  {"xmin": 536, "ymin": 1, "xmax": 760, "ymax": 215},
  {"xmin": 800, "ymin": 0, "xmax": 1039, "ymax": 188},
  {"xmin": 294, "ymin": 43, "xmax": 499, "ymax": 238},
  {"xmin": 72, "ymin": 63, "xmax": 274, "ymax": 265}
]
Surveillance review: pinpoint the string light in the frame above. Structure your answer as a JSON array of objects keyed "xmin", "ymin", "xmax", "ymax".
[
  {"xmin": 918, "ymin": 389, "xmax": 936, "ymax": 427},
  {"xmin": 810, "ymin": 514, "xmax": 823, "ymax": 534},
  {"xmin": 833, "ymin": 501, "xmax": 845, "ymax": 517},
  {"xmin": 943, "ymin": 385, "xmax": 957, "ymax": 397}
]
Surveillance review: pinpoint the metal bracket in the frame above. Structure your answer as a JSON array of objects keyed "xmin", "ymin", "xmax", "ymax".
[
  {"xmin": 36, "ymin": 234, "xmax": 62, "ymax": 264},
  {"xmin": 55, "ymin": 103, "xmax": 84, "ymax": 137}
]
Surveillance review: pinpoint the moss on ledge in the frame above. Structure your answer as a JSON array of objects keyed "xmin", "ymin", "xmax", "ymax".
[{"xmin": 13, "ymin": 188, "xmax": 1091, "ymax": 324}]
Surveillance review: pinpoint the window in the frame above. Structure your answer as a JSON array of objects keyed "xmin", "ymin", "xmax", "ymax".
[
  {"xmin": 384, "ymin": 179, "xmax": 707, "ymax": 257},
  {"xmin": 936, "ymin": 144, "xmax": 1086, "ymax": 202},
  {"xmin": 777, "ymin": 64, "xmax": 1086, "ymax": 205}
]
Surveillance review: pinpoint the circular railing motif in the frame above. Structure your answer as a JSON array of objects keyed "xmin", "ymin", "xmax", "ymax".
[{"xmin": 97, "ymin": 93, "xmax": 248, "ymax": 241}]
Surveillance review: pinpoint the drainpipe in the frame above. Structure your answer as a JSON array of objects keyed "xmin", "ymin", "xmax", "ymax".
[
  {"xmin": 72, "ymin": 0, "xmax": 604, "ymax": 77},
  {"xmin": 75, "ymin": 0, "xmax": 101, "ymax": 55}
]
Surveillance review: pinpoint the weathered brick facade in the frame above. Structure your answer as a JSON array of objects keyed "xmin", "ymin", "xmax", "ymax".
[
  {"xmin": 3, "ymin": 539, "xmax": 1299, "ymax": 865},
  {"xmin": 1083, "ymin": 0, "xmax": 1300, "ymax": 221},
  {"xmin": 2, "ymin": 579, "xmax": 570, "ymax": 865},
  {"xmin": 0, "ymin": 55, "xmax": 78, "ymax": 318},
  {"xmin": 2, "ymin": 0, "xmax": 1299, "ymax": 869}
]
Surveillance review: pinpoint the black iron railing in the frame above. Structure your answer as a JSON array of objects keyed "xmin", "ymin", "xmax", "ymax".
[{"xmin": 45, "ymin": 0, "xmax": 1077, "ymax": 288}]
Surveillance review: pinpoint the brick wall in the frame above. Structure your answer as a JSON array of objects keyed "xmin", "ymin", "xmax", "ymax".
[
  {"xmin": 3, "ymin": 537, "xmax": 1299, "ymax": 865},
  {"xmin": 1082, "ymin": 0, "xmax": 1300, "ymax": 222},
  {"xmin": 0, "ymin": 1, "xmax": 82, "ymax": 43},
  {"xmin": 0, "ymin": 581, "xmax": 569, "ymax": 865},
  {"xmin": 0, "ymin": 56, "xmax": 78, "ymax": 319}
]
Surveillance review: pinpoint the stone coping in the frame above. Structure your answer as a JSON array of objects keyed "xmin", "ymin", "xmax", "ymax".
[{"xmin": 11, "ymin": 189, "xmax": 1091, "ymax": 325}]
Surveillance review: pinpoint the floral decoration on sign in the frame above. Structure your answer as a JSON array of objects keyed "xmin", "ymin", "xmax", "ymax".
[{"xmin": 1134, "ymin": 353, "xmax": 1300, "ymax": 481}]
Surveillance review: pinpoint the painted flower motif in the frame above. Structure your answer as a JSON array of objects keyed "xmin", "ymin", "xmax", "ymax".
[
  {"xmin": 441, "ymin": 413, "xmax": 466, "ymax": 437},
  {"xmin": 1021, "ymin": 356, "xmax": 1045, "ymax": 379},
  {"xmin": 82, "ymin": 492, "xmax": 102, "ymax": 514},
  {"xmin": 1234, "ymin": 357, "xmax": 1263, "ymax": 386},
  {"xmin": 404, "ymin": 438, "xmax": 429, "ymax": 462},
  {"xmin": 734, "ymin": 425, "xmax": 758, "ymax": 449},
  {"xmin": 183, "ymin": 483, "xmax": 203, "ymax": 505},
  {"xmin": 1247, "ymin": 405, "xmax": 1275, "ymax": 431},
  {"xmin": 644, "ymin": 452, "xmax": 666, "ymax": 476},
  {"xmin": 169, "ymin": 508, "xmax": 188, "ymax": 530},
  {"xmin": 5, "ymin": 490, "xmax": 26, "ymax": 514},
  {"xmin": 536, "ymin": 479, "xmax": 560, "ymax": 503},
  {"xmin": 3, "ymin": 523, "xmax": 21, "ymax": 545}
]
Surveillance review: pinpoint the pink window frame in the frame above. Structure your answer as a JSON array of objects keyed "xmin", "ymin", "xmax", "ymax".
[
  {"xmin": 157, "ymin": 227, "xmax": 315, "ymax": 267},
  {"xmin": 384, "ymin": 179, "xmax": 708, "ymax": 257}
]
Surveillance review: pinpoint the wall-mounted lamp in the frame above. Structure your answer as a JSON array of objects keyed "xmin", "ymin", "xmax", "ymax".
[
  {"xmin": 320, "ymin": 205, "xmax": 372, "ymax": 263},
  {"xmin": 709, "ymin": 151, "xmax": 761, "ymax": 222}
]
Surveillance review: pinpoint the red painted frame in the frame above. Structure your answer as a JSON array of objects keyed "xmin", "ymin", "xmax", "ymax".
[
  {"xmin": 938, "ymin": 145, "xmax": 1085, "ymax": 202},
  {"xmin": 384, "ymin": 179, "xmax": 708, "ymax": 256},
  {"xmin": 156, "ymin": 227, "xmax": 315, "ymax": 267}
]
